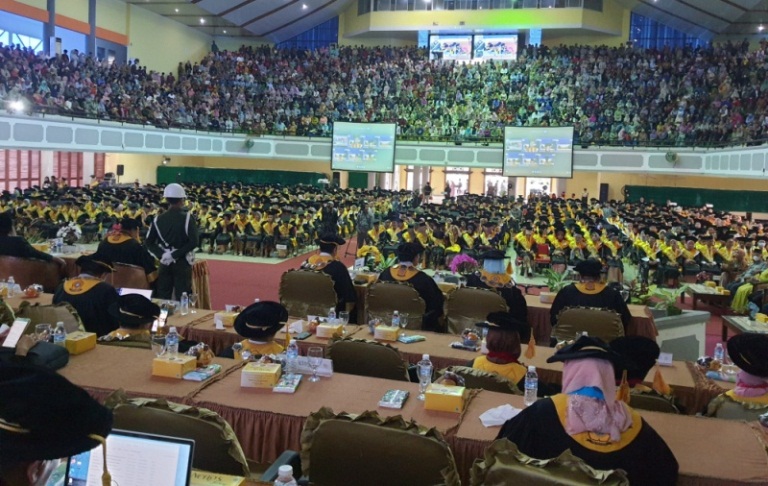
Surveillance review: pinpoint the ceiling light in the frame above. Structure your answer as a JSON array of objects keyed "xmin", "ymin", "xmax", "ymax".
[
  {"xmin": 223, "ymin": 29, "xmax": 228, "ymax": 34},
  {"xmin": 302, "ymin": 4, "xmax": 308, "ymax": 8},
  {"xmin": 200, "ymin": 18, "xmax": 205, "ymax": 24},
  {"xmin": 174, "ymin": 8, "xmax": 179, "ymax": 12},
  {"xmin": 760, "ymin": 25, "xmax": 765, "ymax": 31}
]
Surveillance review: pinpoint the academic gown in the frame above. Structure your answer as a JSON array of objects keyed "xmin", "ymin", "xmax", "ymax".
[
  {"xmin": 300, "ymin": 255, "xmax": 357, "ymax": 320},
  {"xmin": 549, "ymin": 283, "xmax": 631, "ymax": 329},
  {"xmin": 53, "ymin": 277, "xmax": 120, "ymax": 337},
  {"xmin": 96, "ymin": 234, "xmax": 157, "ymax": 275},
  {"xmin": 0, "ymin": 235, "xmax": 54, "ymax": 261},
  {"xmin": 497, "ymin": 396, "xmax": 678, "ymax": 486},
  {"xmin": 465, "ymin": 272, "xmax": 528, "ymax": 323},
  {"xmin": 378, "ymin": 267, "xmax": 445, "ymax": 332}
]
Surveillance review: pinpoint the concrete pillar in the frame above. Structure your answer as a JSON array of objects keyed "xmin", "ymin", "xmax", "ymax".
[
  {"xmin": 367, "ymin": 172, "xmax": 376, "ymax": 189},
  {"xmin": 87, "ymin": 0, "xmax": 96, "ymax": 57},
  {"xmin": 81, "ymin": 152, "xmax": 95, "ymax": 188},
  {"xmin": 44, "ymin": 0, "xmax": 56, "ymax": 56},
  {"xmin": 41, "ymin": 151, "xmax": 55, "ymax": 180}
]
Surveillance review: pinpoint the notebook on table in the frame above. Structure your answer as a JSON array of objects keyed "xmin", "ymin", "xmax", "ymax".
[{"xmin": 65, "ymin": 429, "xmax": 194, "ymax": 486}]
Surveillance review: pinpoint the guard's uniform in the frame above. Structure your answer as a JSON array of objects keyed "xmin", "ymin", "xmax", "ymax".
[{"xmin": 145, "ymin": 207, "xmax": 199, "ymax": 299}]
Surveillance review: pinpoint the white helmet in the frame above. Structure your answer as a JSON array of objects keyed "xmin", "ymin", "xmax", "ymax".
[{"xmin": 163, "ymin": 183, "xmax": 186, "ymax": 199}]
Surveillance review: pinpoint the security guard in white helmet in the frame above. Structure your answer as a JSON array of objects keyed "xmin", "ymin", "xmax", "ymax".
[{"xmin": 145, "ymin": 183, "xmax": 199, "ymax": 299}]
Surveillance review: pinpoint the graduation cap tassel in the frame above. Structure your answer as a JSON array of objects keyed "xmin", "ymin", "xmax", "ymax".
[
  {"xmin": 506, "ymin": 261, "xmax": 513, "ymax": 275},
  {"xmin": 524, "ymin": 333, "xmax": 536, "ymax": 360},
  {"xmin": 617, "ymin": 369, "xmax": 631, "ymax": 404},
  {"xmin": 653, "ymin": 366, "xmax": 672, "ymax": 396}
]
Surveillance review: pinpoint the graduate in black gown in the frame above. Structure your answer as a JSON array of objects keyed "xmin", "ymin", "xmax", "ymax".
[
  {"xmin": 465, "ymin": 249, "xmax": 528, "ymax": 323},
  {"xmin": 300, "ymin": 233, "xmax": 357, "ymax": 320},
  {"xmin": 53, "ymin": 254, "xmax": 120, "ymax": 337},
  {"xmin": 95, "ymin": 216, "xmax": 157, "ymax": 281},
  {"xmin": 549, "ymin": 259, "xmax": 631, "ymax": 329},
  {"xmin": 378, "ymin": 242, "xmax": 445, "ymax": 332},
  {"xmin": 497, "ymin": 336, "xmax": 679, "ymax": 486}
]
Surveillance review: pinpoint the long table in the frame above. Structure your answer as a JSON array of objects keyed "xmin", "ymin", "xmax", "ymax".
[{"xmin": 450, "ymin": 390, "xmax": 768, "ymax": 486}]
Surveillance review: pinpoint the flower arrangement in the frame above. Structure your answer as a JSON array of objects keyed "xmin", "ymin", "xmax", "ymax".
[
  {"xmin": 56, "ymin": 222, "xmax": 82, "ymax": 245},
  {"xmin": 449, "ymin": 254, "xmax": 479, "ymax": 275}
]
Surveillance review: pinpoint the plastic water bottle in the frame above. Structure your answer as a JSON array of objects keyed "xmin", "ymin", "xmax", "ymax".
[
  {"xmin": 286, "ymin": 339, "xmax": 299, "ymax": 374},
  {"xmin": 328, "ymin": 306, "xmax": 336, "ymax": 322},
  {"xmin": 524, "ymin": 365, "xmax": 538, "ymax": 407},
  {"xmin": 53, "ymin": 322, "xmax": 66, "ymax": 346},
  {"xmin": 274, "ymin": 464, "xmax": 297, "ymax": 486},
  {"xmin": 417, "ymin": 354, "xmax": 433, "ymax": 401},
  {"xmin": 714, "ymin": 342, "xmax": 725, "ymax": 362},
  {"xmin": 391, "ymin": 310, "xmax": 401, "ymax": 328},
  {"xmin": 180, "ymin": 292, "xmax": 189, "ymax": 316},
  {"xmin": 166, "ymin": 326, "xmax": 180, "ymax": 357},
  {"xmin": 6, "ymin": 277, "xmax": 15, "ymax": 297}
]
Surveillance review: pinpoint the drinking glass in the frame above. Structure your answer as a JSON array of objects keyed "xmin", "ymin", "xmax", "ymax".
[
  {"xmin": 339, "ymin": 311, "xmax": 350, "ymax": 336},
  {"xmin": 151, "ymin": 335, "xmax": 166, "ymax": 357},
  {"xmin": 35, "ymin": 323, "xmax": 52, "ymax": 343},
  {"xmin": 189, "ymin": 293, "xmax": 198, "ymax": 314},
  {"xmin": 398, "ymin": 313, "xmax": 409, "ymax": 338},
  {"xmin": 307, "ymin": 346, "xmax": 323, "ymax": 383}
]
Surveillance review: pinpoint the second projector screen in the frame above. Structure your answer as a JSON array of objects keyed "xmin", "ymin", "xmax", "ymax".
[
  {"xmin": 502, "ymin": 126, "xmax": 574, "ymax": 178},
  {"xmin": 331, "ymin": 122, "xmax": 396, "ymax": 173}
]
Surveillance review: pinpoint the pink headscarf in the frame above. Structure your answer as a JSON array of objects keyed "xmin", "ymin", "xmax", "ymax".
[
  {"xmin": 561, "ymin": 358, "xmax": 633, "ymax": 442},
  {"xmin": 734, "ymin": 371, "xmax": 768, "ymax": 398}
]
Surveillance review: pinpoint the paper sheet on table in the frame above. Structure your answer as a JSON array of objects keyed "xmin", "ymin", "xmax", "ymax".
[{"xmin": 479, "ymin": 404, "xmax": 521, "ymax": 427}]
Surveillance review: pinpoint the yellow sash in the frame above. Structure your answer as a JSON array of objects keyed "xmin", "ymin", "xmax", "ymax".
[
  {"xmin": 574, "ymin": 282, "xmax": 606, "ymax": 295},
  {"xmin": 551, "ymin": 394, "xmax": 642, "ymax": 452},
  {"xmin": 107, "ymin": 234, "xmax": 133, "ymax": 244},
  {"xmin": 725, "ymin": 389, "xmax": 768, "ymax": 405},
  {"xmin": 63, "ymin": 277, "xmax": 102, "ymax": 295},
  {"xmin": 390, "ymin": 264, "xmax": 419, "ymax": 281},
  {"xmin": 306, "ymin": 254, "xmax": 334, "ymax": 271}
]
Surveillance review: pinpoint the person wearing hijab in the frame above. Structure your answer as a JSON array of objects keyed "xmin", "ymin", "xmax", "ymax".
[
  {"xmin": 98, "ymin": 294, "xmax": 161, "ymax": 348},
  {"xmin": 378, "ymin": 242, "xmax": 445, "ymax": 332},
  {"xmin": 549, "ymin": 259, "xmax": 631, "ymax": 330},
  {"xmin": 300, "ymin": 233, "xmax": 357, "ymax": 319},
  {"xmin": 465, "ymin": 250, "xmax": 528, "ymax": 323},
  {"xmin": 497, "ymin": 336, "xmax": 678, "ymax": 485},
  {"xmin": 52, "ymin": 254, "xmax": 119, "ymax": 337},
  {"xmin": 0, "ymin": 364, "xmax": 113, "ymax": 486},
  {"xmin": 219, "ymin": 301, "xmax": 288, "ymax": 358},
  {"xmin": 707, "ymin": 333, "xmax": 768, "ymax": 419}
]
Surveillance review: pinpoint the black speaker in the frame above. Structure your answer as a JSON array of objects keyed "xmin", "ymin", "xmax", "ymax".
[
  {"xmin": 332, "ymin": 171, "xmax": 340, "ymax": 186},
  {"xmin": 599, "ymin": 183, "xmax": 609, "ymax": 202},
  {"xmin": 116, "ymin": 164, "xmax": 124, "ymax": 176}
]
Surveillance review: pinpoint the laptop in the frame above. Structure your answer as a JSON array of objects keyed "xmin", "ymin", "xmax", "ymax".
[
  {"xmin": 65, "ymin": 430, "xmax": 194, "ymax": 486},
  {"xmin": 117, "ymin": 288, "xmax": 153, "ymax": 300}
]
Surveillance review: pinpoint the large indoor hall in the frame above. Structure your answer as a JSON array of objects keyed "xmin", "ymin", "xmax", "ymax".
[{"xmin": 2, "ymin": 0, "xmax": 768, "ymax": 485}]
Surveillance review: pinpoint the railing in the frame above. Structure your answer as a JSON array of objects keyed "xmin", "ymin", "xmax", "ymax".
[
  {"xmin": 20, "ymin": 105, "xmax": 768, "ymax": 151},
  {"xmin": 358, "ymin": 0, "xmax": 601, "ymax": 14}
]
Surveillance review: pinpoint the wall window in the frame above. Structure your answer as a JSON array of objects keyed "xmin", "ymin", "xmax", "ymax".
[
  {"xmin": 54, "ymin": 152, "xmax": 83, "ymax": 188},
  {"xmin": 276, "ymin": 17, "xmax": 339, "ymax": 51},
  {"xmin": 0, "ymin": 150, "xmax": 41, "ymax": 191},
  {"xmin": 358, "ymin": 0, "xmax": 372, "ymax": 14},
  {"xmin": 630, "ymin": 12, "xmax": 707, "ymax": 49},
  {"xmin": 94, "ymin": 153, "xmax": 106, "ymax": 180}
]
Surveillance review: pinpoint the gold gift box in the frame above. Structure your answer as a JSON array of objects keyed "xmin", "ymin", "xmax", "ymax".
[
  {"xmin": 240, "ymin": 362, "xmax": 281, "ymax": 388},
  {"xmin": 354, "ymin": 272, "xmax": 378, "ymax": 285},
  {"xmin": 704, "ymin": 281, "xmax": 717, "ymax": 288},
  {"xmin": 424, "ymin": 384, "xmax": 467, "ymax": 413},
  {"xmin": 374, "ymin": 325, "xmax": 399, "ymax": 341},
  {"xmin": 437, "ymin": 282, "xmax": 458, "ymax": 294},
  {"xmin": 316, "ymin": 322, "xmax": 344, "ymax": 338},
  {"xmin": 152, "ymin": 355, "xmax": 197, "ymax": 379},
  {"xmin": 65, "ymin": 331, "xmax": 96, "ymax": 355},
  {"xmin": 214, "ymin": 312, "xmax": 239, "ymax": 328},
  {"xmin": 757, "ymin": 313, "xmax": 768, "ymax": 323}
]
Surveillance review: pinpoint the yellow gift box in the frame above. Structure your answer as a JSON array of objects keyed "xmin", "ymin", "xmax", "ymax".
[
  {"xmin": 353, "ymin": 272, "xmax": 378, "ymax": 285},
  {"xmin": 31, "ymin": 243, "xmax": 50, "ymax": 252},
  {"xmin": 240, "ymin": 362, "xmax": 281, "ymax": 388},
  {"xmin": 374, "ymin": 325, "xmax": 399, "ymax": 341},
  {"xmin": 425, "ymin": 384, "xmax": 467, "ymax": 413},
  {"xmin": 214, "ymin": 312, "xmax": 239, "ymax": 328},
  {"xmin": 757, "ymin": 313, "xmax": 768, "ymax": 323},
  {"xmin": 704, "ymin": 281, "xmax": 717, "ymax": 288},
  {"xmin": 65, "ymin": 331, "xmax": 96, "ymax": 355},
  {"xmin": 316, "ymin": 322, "xmax": 344, "ymax": 338},
  {"xmin": 437, "ymin": 282, "xmax": 458, "ymax": 294},
  {"xmin": 152, "ymin": 355, "xmax": 197, "ymax": 379}
]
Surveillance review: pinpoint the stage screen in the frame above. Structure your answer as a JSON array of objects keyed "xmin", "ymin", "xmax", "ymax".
[
  {"xmin": 503, "ymin": 126, "xmax": 574, "ymax": 178},
  {"xmin": 331, "ymin": 122, "xmax": 396, "ymax": 173},
  {"xmin": 473, "ymin": 35, "xmax": 518, "ymax": 60},
  {"xmin": 429, "ymin": 35, "xmax": 472, "ymax": 61}
]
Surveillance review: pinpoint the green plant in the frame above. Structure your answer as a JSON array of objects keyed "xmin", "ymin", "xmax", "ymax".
[
  {"xmin": 642, "ymin": 284, "xmax": 688, "ymax": 316},
  {"xmin": 542, "ymin": 269, "xmax": 569, "ymax": 293},
  {"xmin": 374, "ymin": 255, "xmax": 398, "ymax": 273}
]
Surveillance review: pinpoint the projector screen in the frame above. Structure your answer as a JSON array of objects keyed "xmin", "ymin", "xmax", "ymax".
[
  {"xmin": 473, "ymin": 35, "xmax": 518, "ymax": 60},
  {"xmin": 331, "ymin": 122, "xmax": 396, "ymax": 173},
  {"xmin": 503, "ymin": 126, "xmax": 574, "ymax": 178},
  {"xmin": 429, "ymin": 35, "xmax": 472, "ymax": 61}
]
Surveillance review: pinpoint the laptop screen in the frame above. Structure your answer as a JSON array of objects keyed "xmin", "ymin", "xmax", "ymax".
[
  {"xmin": 65, "ymin": 430, "xmax": 194, "ymax": 486},
  {"xmin": 117, "ymin": 288, "xmax": 153, "ymax": 300}
]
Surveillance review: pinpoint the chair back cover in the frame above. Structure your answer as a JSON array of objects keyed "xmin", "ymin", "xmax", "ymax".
[
  {"xmin": 279, "ymin": 269, "xmax": 337, "ymax": 317},
  {"xmin": 367, "ymin": 281, "xmax": 426, "ymax": 328},
  {"xmin": 16, "ymin": 300, "xmax": 85, "ymax": 333},
  {"xmin": 110, "ymin": 262, "xmax": 150, "ymax": 290},
  {"xmin": 327, "ymin": 338, "xmax": 409, "ymax": 381},
  {"xmin": 629, "ymin": 392, "xmax": 679, "ymax": 414},
  {"xmin": 0, "ymin": 255, "xmax": 62, "ymax": 293},
  {"xmin": 554, "ymin": 307, "xmax": 625, "ymax": 342},
  {"xmin": 446, "ymin": 287, "xmax": 508, "ymax": 334},
  {"xmin": 440, "ymin": 366, "xmax": 521, "ymax": 395}
]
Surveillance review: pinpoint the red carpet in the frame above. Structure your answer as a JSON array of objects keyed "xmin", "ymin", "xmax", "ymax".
[{"xmin": 206, "ymin": 239, "xmax": 360, "ymax": 309}]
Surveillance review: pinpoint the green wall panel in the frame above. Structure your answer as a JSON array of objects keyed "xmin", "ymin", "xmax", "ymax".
[
  {"xmin": 348, "ymin": 171, "xmax": 369, "ymax": 189},
  {"xmin": 627, "ymin": 185, "xmax": 768, "ymax": 212},
  {"xmin": 157, "ymin": 167, "xmax": 326, "ymax": 186}
]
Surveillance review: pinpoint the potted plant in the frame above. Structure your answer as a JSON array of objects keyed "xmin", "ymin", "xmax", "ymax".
[
  {"xmin": 540, "ymin": 268, "xmax": 569, "ymax": 304},
  {"xmin": 640, "ymin": 284, "xmax": 688, "ymax": 318}
]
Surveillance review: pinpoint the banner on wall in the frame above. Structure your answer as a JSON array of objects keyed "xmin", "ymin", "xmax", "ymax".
[{"xmin": 473, "ymin": 35, "xmax": 518, "ymax": 60}]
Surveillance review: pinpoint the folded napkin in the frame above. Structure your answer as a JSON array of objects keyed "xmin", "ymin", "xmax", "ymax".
[{"xmin": 479, "ymin": 404, "xmax": 521, "ymax": 427}]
